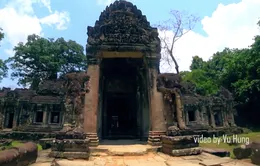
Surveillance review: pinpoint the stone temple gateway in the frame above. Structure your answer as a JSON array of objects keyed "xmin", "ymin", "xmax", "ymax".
[
  {"xmin": 0, "ymin": 0, "xmax": 238, "ymax": 149},
  {"xmin": 84, "ymin": 0, "xmax": 165, "ymax": 145}
]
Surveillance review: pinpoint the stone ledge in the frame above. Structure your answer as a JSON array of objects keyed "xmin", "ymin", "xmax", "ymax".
[
  {"xmin": 162, "ymin": 135, "xmax": 197, "ymax": 143},
  {"xmin": 148, "ymin": 131, "xmax": 166, "ymax": 146},
  {"xmin": 49, "ymin": 151, "xmax": 90, "ymax": 159},
  {"xmin": 86, "ymin": 133, "xmax": 99, "ymax": 147},
  {"xmin": 171, "ymin": 147, "xmax": 202, "ymax": 156}
]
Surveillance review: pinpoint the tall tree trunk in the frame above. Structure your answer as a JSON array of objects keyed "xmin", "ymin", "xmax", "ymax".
[{"xmin": 174, "ymin": 91, "xmax": 186, "ymax": 129}]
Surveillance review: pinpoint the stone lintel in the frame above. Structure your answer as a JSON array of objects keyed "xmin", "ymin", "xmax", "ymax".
[{"xmin": 98, "ymin": 51, "xmax": 143, "ymax": 58}]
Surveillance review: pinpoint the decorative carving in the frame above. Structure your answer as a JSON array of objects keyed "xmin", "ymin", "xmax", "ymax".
[{"xmin": 86, "ymin": 0, "xmax": 160, "ymax": 54}]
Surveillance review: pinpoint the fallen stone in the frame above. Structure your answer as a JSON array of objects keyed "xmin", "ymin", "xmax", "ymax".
[
  {"xmin": 251, "ymin": 148, "xmax": 260, "ymax": 165},
  {"xmin": 233, "ymin": 145, "xmax": 252, "ymax": 159},
  {"xmin": 202, "ymin": 148, "xmax": 230, "ymax": 157},
  {"xmin": 167, "ymin": 126, "xmax": 180, "ymax": 136},
  {"xmin": 39, "ymin": 138, "xmax": 53, "ymax": 150}
]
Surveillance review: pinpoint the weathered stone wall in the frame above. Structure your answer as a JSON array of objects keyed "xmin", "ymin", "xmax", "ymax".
[
  {"xmin": 0, "ymin": 142, "xmax": 38, "ymax": 166},
  {"xmin": 157, "ymin": 73, "xmax": 237, "ymax": 130},
  {"xmin": 0, "ymin": 72, "xmax": 90, "ymax": 133},
  {"xmin": 0, "ymin": 131, "xmax": 56, "ymax": 140}
]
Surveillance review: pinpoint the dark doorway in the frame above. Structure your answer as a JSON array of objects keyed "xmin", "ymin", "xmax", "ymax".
[
  {"xmin": 214, "ymin": 112, "xmax": 223, "ymax": 127},
  {"xmin": 188, "ymin": 111, "xmax": 195, "ymax": 122},
  {"xmin": 50, "ymin": 112, "xmax": 60, "ymax": 124},
  {"xmin": 6, "ymin": 113, "xmax": 14, "ymax": 128},
  {"xmin": 104, "ymin": 93, "xmax": 137, "ymax": 139},
  {"xmin": 35, "ymin": 111, "xmax": 44, "ymax": 123},
  {"xmin": 100, "ymin": 58, "xmax": 143, "ymax": 139}
]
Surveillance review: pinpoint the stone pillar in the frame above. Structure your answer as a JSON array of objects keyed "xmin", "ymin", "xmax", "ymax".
[
  {"xmin": 185, "ymin": 111, "xmax": 189, "ymax": 124},
  {"xmin": 12, "ymin": 111, "xmax": 17, "ymax": 129},
  {"xmin": 43, "ymin": 107, "xmax": 48, "ymax": 127},
  {"xmin": 209, "ymin": 107, "xmax": 216, "ymax": 128},
  {"xmin": 195, "ymin": 109, "xmax": 200, "ymax": 122},
  {"xmin": 83, "ymin": 64, "xmax": 100, "ymax": 147},
  {"xmin": 229, "ymin": 109, "xmax": 236, "ymax": 127},
  {"xmin": 148, "ymin": 68, "xmax": 166, "ymax": 146},
  {"xmin": 221, "ymin": 107, "xmax": 229, "ymax": 127}
]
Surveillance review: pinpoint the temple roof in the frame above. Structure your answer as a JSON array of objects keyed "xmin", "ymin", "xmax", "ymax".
[
  {"xmin": 31, "ymin": 95, "xmax": 62, "ymax": 104},
  {"xmin": 37, "ymin": 80, "xmax": 65, "ymax": 95},
  {"xmin": 86, "ymin": 0, "xmax": 161, "ymax": 55}
]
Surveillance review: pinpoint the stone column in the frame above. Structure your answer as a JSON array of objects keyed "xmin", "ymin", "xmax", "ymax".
[
  {"xmin": 229, "ymin": 109, "xmax": 236, "ymax": 127},
  {"xmin": 221, "ymin": 107, "xmax": 229, "ymax": 127},
  {"xmin": 195, "ymin": 109, "xmax": 200, "ymax": 122},
  {"xmin": 185, "ymin": 110, "xmax": 189, "ymax": 124},
  {"xmin": 43, "ymin": 105, "xmax": 48, "ymax": 127},
  {"xmin": 148, "ymin": 68, "xmax": 167, "ymax": 146},
  {"xmin": 83, "ymin": 64, "xmax": 100, "ymax": 147},
  {"xmin": 209, "ymin": 106, "xmax": 216, "ymax": 128},
  {"xmin": 12, "ymin": 111, "xmax": 17, "ymax": 129}
]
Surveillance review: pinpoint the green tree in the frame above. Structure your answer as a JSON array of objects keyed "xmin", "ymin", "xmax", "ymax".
[
  {"xmin": 184, "ymin": 48, "xmax": 235, "ymax": 95},
  {"xmin": 8, "ymin": 34, "xmax": 87, "ymax": 89},
  {"xmin": 0, "ymin": 28, "xmax": 4, "ymax": 41},
  {"xmin": 182, "ymin": 69, "xmax": 218, "ymax": 95},
  {"xmin": 189, "ymin": 55, "xmax": 205, "ymax": 70},
  {"xmin": 222, "ymin": 37, "xmax": 260, "ymax": 103},
  {"xmin": 0, "ymin": 28, "xmax": 8, "ymax": 82}
]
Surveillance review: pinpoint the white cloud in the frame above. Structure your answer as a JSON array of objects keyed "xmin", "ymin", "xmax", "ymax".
[
  {"xmin": 96, "ymin": 0, "xmax": 137, "ymax": 6},
  {"xmin": 97, "ymin": 0, "xmax": 114, "ymax": 5},
  {"xmin": 40, "ymin": 0, "xmax": 52, "ymax": 13},
  {"xmin": 40, "ymin": 11, "xmax": 70, "ymax": 30},
  {"xmin": 0, "ymin": 7, "xmax": 43, "ymax": 47},
  {"xmin": 0, "ymin": 0, "xmax": 70, "ymax": 57},
  {"xmin": 159, "ymin": 0, "xmax": 260, "ymax": 73}
]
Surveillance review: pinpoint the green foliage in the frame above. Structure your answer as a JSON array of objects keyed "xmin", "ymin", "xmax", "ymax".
[
  {"xmin": 184, "ymin": 27, "xmax": 260, "ymax": 106},
  {"xmin": 0, "ymin": 28, "xmax": 4, "ymax": 42},
  {"xmin": 0, "ymin": 141, "xmax": 43, "ymax": 151},
  {"xmin": 8, "ymin": 34, "xmax": 87, "ymax": 89},
  {"xmin": 0, "ymin": 59, "xmax": 8, "ymax": 82},
  {"xmin": 0, "ymin": 28, "xmax": 8, "ymax": 82},
  {"xmin": 189, "ymin": 55, "xmax": 205, "ymax": 70},
  {"xmin": 182, "ymin": 69, "xmax": 218, "ymax": 95}
]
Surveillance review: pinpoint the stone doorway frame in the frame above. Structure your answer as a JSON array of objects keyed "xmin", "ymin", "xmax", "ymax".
[{"xmin": 83, "ymin": 52, "xmax": 167, "ymax": 146}]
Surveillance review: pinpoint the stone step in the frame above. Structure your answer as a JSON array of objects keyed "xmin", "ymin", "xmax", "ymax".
[{"xmin": 90, "ymin": 144, "xmax": 160, "ymax": 156}]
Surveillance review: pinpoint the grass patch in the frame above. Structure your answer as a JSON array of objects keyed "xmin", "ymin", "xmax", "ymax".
[
  {"xmin": 199, "ymin": 132, "xmax": 260, "ymax": 159},
  {"xmin": 0, "ymin": 141, "xmax": 43, "ymax": 151}
]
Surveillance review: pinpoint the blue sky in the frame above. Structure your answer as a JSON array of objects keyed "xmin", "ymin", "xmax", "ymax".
[{"xmin": 0, "ymin": 0, "xmax": 260, "ymax": 88}]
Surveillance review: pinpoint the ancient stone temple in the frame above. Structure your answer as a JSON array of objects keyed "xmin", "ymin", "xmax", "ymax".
[
  {"xmin": 83, "ymin": 0, "xmax": 238, "ymax": 146},
  {"xmin": 0, "ymin": 0, "xmax": 238, "ymax": 149}
]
